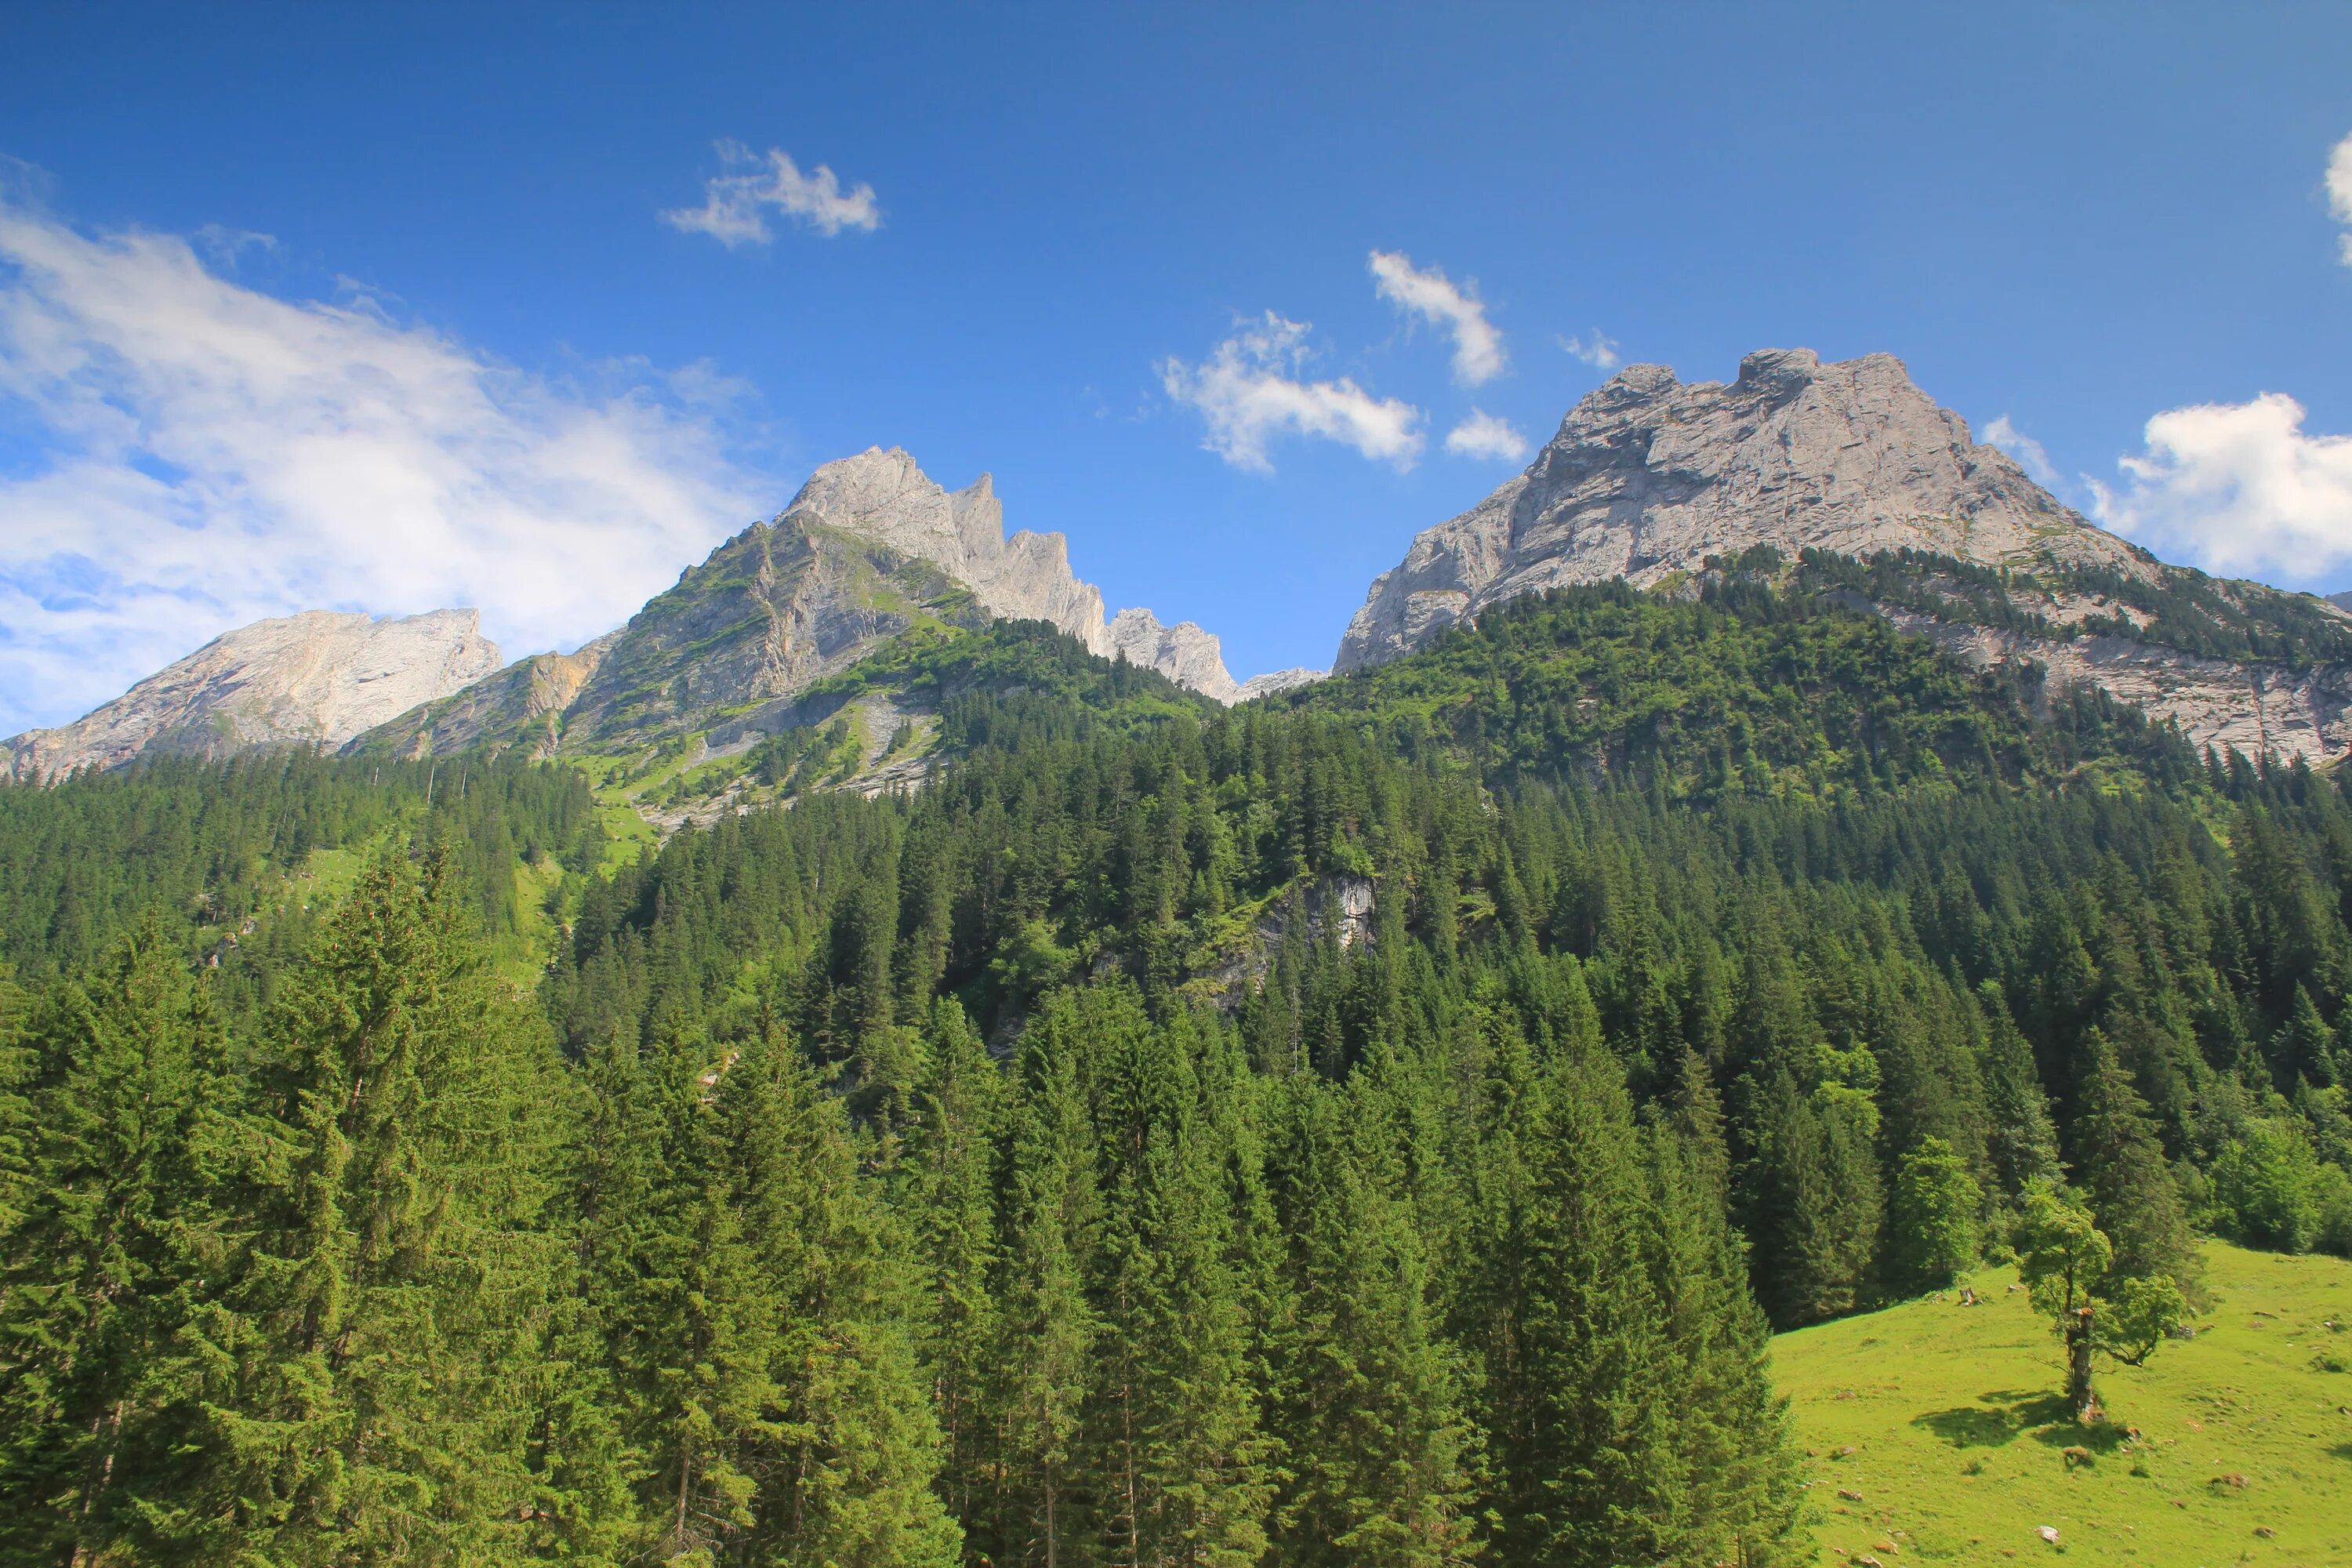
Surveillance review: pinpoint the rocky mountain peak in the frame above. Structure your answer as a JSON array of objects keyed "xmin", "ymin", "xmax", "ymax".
[
  {"xmin": 781, "ymin": 446, "xmax": 1112, "ymax": 655},
  {"xmin": 1108, "ymin": 608, "xmax": 1242, "ymax": 704},
  {"xmin": 1337, "ymin": 346, "xmax": 2148, "ymax": 673},
  {"xmin": 9, "ymin": 608, "xmax": 502, "ymax": 778}
]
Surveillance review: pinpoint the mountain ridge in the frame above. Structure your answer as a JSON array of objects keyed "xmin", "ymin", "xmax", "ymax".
[
  {"xmin": 1337, "ymin": 347, "xmax": 2352, "ymax": 764},
  {"xmin": 6, "ymin": 608, "xmax": 501, "ymax": 779}
]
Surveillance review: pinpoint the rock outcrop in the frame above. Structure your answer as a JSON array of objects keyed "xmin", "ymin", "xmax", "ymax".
[
  {"xmin": 1336, "ymin": 347, "xmax": 2352, "ymax": 762},
  {"xmin": 347, "ymin": 632, "xmax": 618, "ymax": 760},
  {"xmin": 785, "ymin": 448, "xmax": 1114, "ymax": 655},
  {"xmin": 1107, "ymin": 608, "xmax": 1242, "ymax": 704},
  {"xmin": 557, "ymin": 507, "xmax": 992, "ymax": 751},
  {"xmin": 1236, "ymin": 667, "xmax": 1328, "ymax": 702},
  {"xmin": 1338, "ymin": 349, "xmax": 2146, "ymax": 673},
  {"xmin": 9, "ymin": 609, "xmax": 500, "ymax": 778}
]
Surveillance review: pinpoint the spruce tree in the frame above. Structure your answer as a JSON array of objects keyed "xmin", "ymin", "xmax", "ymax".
[
  {"xmin": 2073, "ymin": 1029, "xmax": 2197, "ymax": 1290},
  {"xmin": 0, "ymin": 921, "xmax": 223, "ymax": 1565},
  {"xmin": 899, "ymin": 999, "xmax": 1007, "ymax": 1543},
  {"xmin": 992, "ymin": 991, "xmax": 1103, "ymax": 1567},
  {"xmin": 1264, "ymin": 1080, "xmax": 1479, "ymax": 1568},
  {"xmin": 162, "ymin": 846, "xmax": 568, "ymax": 1565}
]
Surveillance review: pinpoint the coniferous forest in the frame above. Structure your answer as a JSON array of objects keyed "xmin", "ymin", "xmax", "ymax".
[{"xmin": 8, "ymin": 583, "xmax": 2352, "ymax": 1566}]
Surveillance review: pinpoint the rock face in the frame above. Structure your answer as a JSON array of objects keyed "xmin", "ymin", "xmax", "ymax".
[
  {"xmin": 557, "ymin": 503, "xmax": 993, "ymax": 751},
  {"xmin": 1331, "ymin": 347, "xmax": 2352, "ymax": 763},
  {"xmin": 347, "ymin": 633, "xmax": 618, "ymax": 760},
  {"xmin": 1108, "ymin": 608, "xmax": 1242, "ymax": 704},
  {"xmin": 1337, "ymin": 348, "xmax": 2146, "ymax": 673},
  {"xmin": 1236, "ymin": 667, "xmax": 1328, "ymax": 702},
  {"xmin": 785, "ymin": 448, "xmax": 1113, "ymax": 655},
  {"xmin": 1892, "ymin": 613, "xmax": 2352, "ymax": 767},
  {"xmin": 9, "ymin": 609, "xmax": 500, "ymax": 778}
]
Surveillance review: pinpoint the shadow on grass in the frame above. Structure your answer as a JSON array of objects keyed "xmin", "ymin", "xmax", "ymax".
[
  {"xmin": 1912, "ymin": 1391, "xmax": 2090, "ymax": 1450},
  {"xmin": 1912, "ymin": 1406, "xmax": 2018, "ymax": 1447}
]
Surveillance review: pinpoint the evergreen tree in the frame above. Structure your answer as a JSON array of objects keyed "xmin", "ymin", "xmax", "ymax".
[
  {"xmin": 900, "ymin": 999, "xmax": 1008, "ymax": 1543},
  {"xmin": 0, "ymin": 922, "xmax": 223, "ymax": 1565},
  {"xmin": 2072, "ymin": 1029, "xmax": 2197, "ymax": 1290},
  {"xmin": 1263, "ymin": 1080, "xmax": 1480, "ymax": 1568},
  {"xmin": 1889, "ymin": 1136, "xmax": 1982, "ymax": 1288},
  {"xmin": 162, "ymin": 847, "xmax": 568, "ymax": 1565},
  {"xmin": 992, "ymin": 992, "xmax": 1103, "ymax": 1567}
]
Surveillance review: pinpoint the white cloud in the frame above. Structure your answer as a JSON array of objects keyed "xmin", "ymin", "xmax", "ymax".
[
  {"xmin": 1160, "ymin": 312, "xmax": 1424, "ymax": 472},
  {"xmin": 2089, "ymin": 392, "xmax": 2352, "ymax": 584},
  {"xmin": 1980, "ymin": 413, "xmax": 2062, "ymax": 489},
  {"xmin": 2328, "ymin": 130, "xmax": 2352, "ymax": 266},
  {"xmin": 1444, "ymin": 408, "xmax": 1530, "ymax": 462},
  {"xmin": 1558, "ymin": 331, "xmax": 1620, "ymax": 370},
  {"xmin": 0, "ymin": 196, "xmax": 772, "ymax": 736},
  {"xmin": 1368, "ymin": 250, "xmax": 1504, "ymax": 385},
  {"xmin": 662, "ymin": 140, "xmax": 880, "ymax": 245}
]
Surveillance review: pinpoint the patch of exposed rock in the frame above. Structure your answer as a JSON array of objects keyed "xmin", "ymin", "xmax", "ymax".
[
  {"xmin": 557, "ymin": 507, "xmax": 990, "ymax": 750},
  {"xmin": 347, "ymin": 631, "xmax": 618, "ymax": 760},
  {"xmin": 1236, "ymin": 667, "xmax": 1327, "ymax": 702},
  {"xmin": 1337, "ymin": 348, "xmax": 2148, "ymax": 673},
  {"xmin": 786, "ymin": 448, "xmax": 1113, "ymax": 655},
  {"xmin": 1893, "ymin": 613, "xmax": 2352, "ymax": 768},
  {"xmin": 9, "ymin": 609, "xmax": 500, "ymax": 778},
  {"xmin": 1108, "ymin": 608, "xmax": 1242, "ymax": 703}
]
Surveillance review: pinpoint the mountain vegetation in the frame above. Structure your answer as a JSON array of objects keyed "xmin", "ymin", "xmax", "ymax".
[{"xmin": 5, "ymin": 577, "xmax": 2352, "ymax": 1565}]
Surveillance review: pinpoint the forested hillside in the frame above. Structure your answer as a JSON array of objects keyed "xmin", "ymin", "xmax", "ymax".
[{"xmin": 5, "ymin": 581, "xmax": 2352, "ymax": 1566}]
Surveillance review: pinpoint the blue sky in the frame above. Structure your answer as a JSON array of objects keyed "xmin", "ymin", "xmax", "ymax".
[{"xmin": 4, "ymin": 2, "xmax": 2351, "ymax": 731}]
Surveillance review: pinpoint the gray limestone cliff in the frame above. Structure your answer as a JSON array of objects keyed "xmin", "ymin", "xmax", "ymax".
[
  {"xmin": 346, "ymin": 632, "xmax": 619, "ymax": 760},
  {"xmin": 9, "ymin": 609, "xmax": 501, "ymax": 779},
  {"xmin": 1236, "ymin": 667, "xmax": 1327, "ymax": 702},
  {"xmin": 1107, "ymin": 608, "xmax": 1242, "ymax": 704},
  {"xmin": 1337, "ymin": 347, "xmax": 2352, "ymax": 762},
  {"xmin": 1338, "ymin": 348, "xmax": 2146, "ymax": 673},
  {"xmin": 785, "ymin": 448, "xmax": 1114, "ymax": 655}
]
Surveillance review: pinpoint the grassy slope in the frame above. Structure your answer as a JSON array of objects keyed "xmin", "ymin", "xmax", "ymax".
[{"xmin": 1775, "ymin": 1242, "xmax": 2352, "ymax": 1566}]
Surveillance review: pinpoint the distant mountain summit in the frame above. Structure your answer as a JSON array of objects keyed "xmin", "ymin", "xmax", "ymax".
[
  {"xmin": 1337, "ymin": 347, "xmax": 2352, "ymax": 764},
  {"xmin": 1338, "ymin": 348, "xmax": 2143, "ymax": 672},
  {"xmin": 359, "ymin": 448, "xmax": 1279, "ymax": 762},
  {"xmin": 6, "ymin": 609, "xmax": 499, "ymax": 779}
]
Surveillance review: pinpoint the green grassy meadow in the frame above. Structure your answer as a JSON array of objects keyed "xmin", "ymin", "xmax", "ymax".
[{"xmin": 1774, "ymin": 1243, "xmax": 2352, "ymax": 1566}]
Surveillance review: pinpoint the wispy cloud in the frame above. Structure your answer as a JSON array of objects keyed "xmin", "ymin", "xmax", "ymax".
[
  {"xmin": 1444, "ymin": 408, "xmax": 1530, "ymax": 462},
  {"xmin": 1160, "ymin": 312, "xmax": 1424, "ymax": 472},
  {"xmin": 2089, "ymin": 392, "xmax": 2352, "ymax": 586},
  {"xmin": 2328, "ymin": 129, "xmax": 2352, "ymax": 266},
  {"xmin": 0, "ymin": 194, "xmax": 772, "ymax": 735},
  {"xmin": 1368, "ymin": 250, "xmax": 1504, "ymax": 386},
  {"xmin": 662, "ymin": 140, "xmax": 880, "ymax": 246},
  {"xmin": 1558, "ymin": 331, "xmax": 1620, "ymax": 370},
  {"xmin": 1980, "ymin": 413, "xmax": 2062, "ymax": 490}
]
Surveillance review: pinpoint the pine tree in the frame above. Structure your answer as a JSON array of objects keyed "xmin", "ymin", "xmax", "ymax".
[
  {"xmin": 1973, "ymin": 983, "xmax": 2061, "ymax": 1201},
  {"xmin": 1264, "ymin": 1080, "xmax": 1480, "ymax": 1568},
  {"xmin": 1472, "ymin": 1040, "xmax": 1679, "ymax": 1566},
  {"xmin": 0, "ymin": 921, "xmax": 223, "ymax": 1565},
  {"xmin": 1742, "ymin": 1068, "xmax": 1882, "ymax": 1327},
  {"xmin": 992, "ymin": 992, "xmax": 1103, "ymax": 1567},
  {"xmin": 1080, "ymin": 994, "xmax": 1272, "ymax": 1568},
  {"xmin": 899, "ymin": 999, "xmax": 1007, "ymax": 1544},
  {"xmin": 726, "ymin": 1025, "xmax": 962, "ymax": 1568},
  {"xmin": 2072, "ymin": 1029, "xmax": 2197, "ymax": 1290},
  {"xmin": 162, "ymin": 846, "xmax": 570, "ymax": 1565}
]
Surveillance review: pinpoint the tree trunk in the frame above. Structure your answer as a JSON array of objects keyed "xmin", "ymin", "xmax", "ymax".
[{"xmin": 2067, "ymin": 1305, "xmax": 2099, "ymax": 1423}]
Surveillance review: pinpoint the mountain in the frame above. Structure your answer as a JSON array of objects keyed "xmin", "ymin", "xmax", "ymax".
[
  {"xmin": 1337, "ymin": 347, "xmax": 2352, "ymax": 762},
  {"xmin": 354, "ymin": 447, "xmax": 1288, "ymax": 764},
  {"xmin": 347, "ymin": 633, "xmax": 618, "ymax": 761},
  {"xmin": 1107, "ymin": 608, "xmax": 1241, "ymax": 702},
  {"xmin": 5, "ymin": 608, "xmax": 500, "ymax": 779}
]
